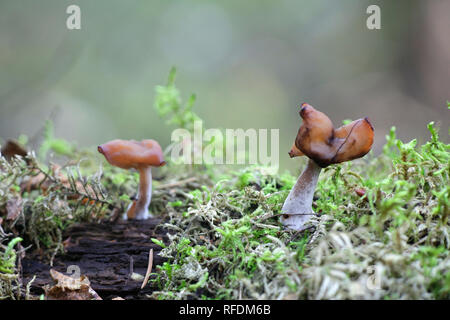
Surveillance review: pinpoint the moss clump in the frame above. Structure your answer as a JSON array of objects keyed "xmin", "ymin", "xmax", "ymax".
[
  {"xmin": 147, "ymin": 121, "xmax": 449, "ymax": 300},
  {"xmin": 0, "ymin": 152, "xmax": 113, "ymax": 265},
  {"xmin": 0, "ymin": 70, "xmax": 448, "ymax": 300}
]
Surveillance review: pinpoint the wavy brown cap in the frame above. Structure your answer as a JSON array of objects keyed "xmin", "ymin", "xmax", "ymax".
[
  {"xmin": 98, "ymin": 139, "xmax": 165, "ymax": 169},
  {"xmin": 289, "ymin": 103, "xmax": 374, "ymax": 168}
]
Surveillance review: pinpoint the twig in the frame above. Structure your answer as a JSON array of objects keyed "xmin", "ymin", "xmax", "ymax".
[
  {"xmin": 129, "ymin": 256, "xmax": 134, "ymax": 278},
  {"xmin": 25, "ymin": 275, "xmax": 36, "ymax": 300},
  {"xmin": 258, "ymin": 212, "xmax": 318, "ymax": 222},
  {"xmin": 250, "ymin": 220, "xmax": 280, "ymax": 230},
  {"xmin": 155, "ymin": 177, "xmax": 198, "ymax": 190},
  {"xmin": 141, "ymin": 249, "xmax": 153, "ymax": 289}
]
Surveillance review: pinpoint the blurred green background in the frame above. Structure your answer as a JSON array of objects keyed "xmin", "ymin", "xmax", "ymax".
[{"xmin": 0, "ymin": 0, "xmax": 449, "ymax": 172}]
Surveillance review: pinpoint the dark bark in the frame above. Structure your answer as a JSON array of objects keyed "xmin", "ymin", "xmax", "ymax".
[{"xmin": 21, "ymin": 218, "xmax": 169, "ymax": 300}]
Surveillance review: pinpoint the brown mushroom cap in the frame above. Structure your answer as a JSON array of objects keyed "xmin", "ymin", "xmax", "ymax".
[
  {"xmin": 288, "ymin": 142, "xmax": 304, "ymax": 158},
  {"xmin": 98, "ymin": 139, "xmax": 165, "ymax": 169},
  {"xmin": 289, "ymin": 103, "xmax": 374, "ymax": 167}
]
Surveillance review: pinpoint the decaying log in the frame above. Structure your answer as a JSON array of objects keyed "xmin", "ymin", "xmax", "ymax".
[{"xmin": 22, "ymin": 218, "xmax": 169, "ymax": 300}]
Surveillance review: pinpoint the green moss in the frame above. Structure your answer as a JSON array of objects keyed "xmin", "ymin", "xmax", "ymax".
[
  {"xmin": 0, "ymin": 70, "xmax": 448, "ymax": 300},
  {"xmin": 147, "ymin": 117, "xmax": 449, "ymax": 300}
]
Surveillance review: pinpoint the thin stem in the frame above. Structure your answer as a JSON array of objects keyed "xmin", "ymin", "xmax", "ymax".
[
  {"xmin": 280, "ymin": 158, "xmax": 322, "ymax": 230},
  {"xmin": 155, "ymin": 177, "xmax": 197, "ymax": 189},
  {"xmin": 31, "ymin": 165, "xmax": 115, "ymax": 209},
  {"xmin": 133, "ymin": 166, "xmax": 153, "ymax": 220}
]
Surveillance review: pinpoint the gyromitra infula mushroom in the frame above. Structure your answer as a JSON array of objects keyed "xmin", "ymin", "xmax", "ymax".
[
  {"xmin": 98, "ymin": 139, "xmax": 165, "ymax": 220},
  {"xmin": 281, "ymin": 103, "xmax": 374, "ymax": 230}
]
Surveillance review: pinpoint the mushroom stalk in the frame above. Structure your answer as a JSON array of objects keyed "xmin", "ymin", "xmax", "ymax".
[
  {"xmin": 136, "ymin": 166, "xmax": 153, "ymax": 219},
  {"xmin": 125, "ymin": 167, "xmax": 153, "ymax": 220},
  {"xmin": 280, "ymin": 159, "xmax": 321, "ymax": 230}
]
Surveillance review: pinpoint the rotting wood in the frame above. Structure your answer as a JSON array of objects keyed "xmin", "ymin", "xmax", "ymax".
[{"xmin": 21, "ymin": 217, "xmax": 169, "ymax": 300}]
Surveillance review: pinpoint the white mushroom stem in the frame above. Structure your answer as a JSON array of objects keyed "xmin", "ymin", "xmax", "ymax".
[
  {"xmin": 280, "ymin": 158, "xmax": 322, "ymax": 230},
  {"xmin": 123, "ymin": 166, "xmax": 153, "ymax": 220},
  {"xmin": 136, "ymin": 166, "xmax": 153, "ymax": 219}
]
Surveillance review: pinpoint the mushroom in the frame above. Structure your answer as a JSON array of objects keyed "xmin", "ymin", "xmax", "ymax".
[
  {"xmin": 98, "ymin": 139, "xmax": 165, "ymax": 220},
  {"xmin": 281, "ymin": 103, "xmax": 374, "ymax": 230}
]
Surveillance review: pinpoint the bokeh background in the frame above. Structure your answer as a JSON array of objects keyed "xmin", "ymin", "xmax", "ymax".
[{"xmin": 1, "ymin": 0, "xmax": 449, "ymax": 172}]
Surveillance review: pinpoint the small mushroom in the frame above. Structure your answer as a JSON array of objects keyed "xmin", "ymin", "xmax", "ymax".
[
  {"xmin": 281, "ymin": 103, "xmax": 374, "ymax": 230},
  {"xmin": 98, "ymin": 139, "xmax": 165, "ymax": 220}
]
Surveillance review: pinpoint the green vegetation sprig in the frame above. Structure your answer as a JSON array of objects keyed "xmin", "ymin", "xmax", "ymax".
[{"xmin": 154, "ymin": 67, "xmax": 200, "ymax": 133}]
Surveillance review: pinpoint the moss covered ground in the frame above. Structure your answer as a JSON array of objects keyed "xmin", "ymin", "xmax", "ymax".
[{"xmin": 0, "ymin": 72, "xmax": 449, "ymax": 300}]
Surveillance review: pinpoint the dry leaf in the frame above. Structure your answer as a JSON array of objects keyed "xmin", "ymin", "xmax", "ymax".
[
  {"xmin": 0, "ymin": 140, "xmax": 27, "ymax": 162},
  {"xmin": 20, "ymin": 170, "xmax": 47, "ymax": 193},
  {"xmin": 6, "ymin": 196, "xmax": 23, "ymax": 221},
  {"xmin": 45, "ymin": 269, "xmax": 102, "ymax": 300}
]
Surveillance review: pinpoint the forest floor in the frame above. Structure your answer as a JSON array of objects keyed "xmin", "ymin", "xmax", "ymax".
[
  {"xmin": 1, "ymin": 119, "xmax": 448, "ymax": 300},
  {"xmin": 1, "ymin": 73, "xmax": 449, "ymax": 300}
]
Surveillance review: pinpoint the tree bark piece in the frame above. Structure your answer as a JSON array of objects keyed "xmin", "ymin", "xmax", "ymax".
[{"xmin": 22, "ymin": 218, "xmax": 168, "ymax": 300}]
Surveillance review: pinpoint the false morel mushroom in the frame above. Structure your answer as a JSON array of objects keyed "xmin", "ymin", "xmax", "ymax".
[
  {"xmin": 98, "ymin": 139, "xmax": 165, "ymax": 220},
  {"xmin": 281, "ymin": 103, "xmax": 374, "ymax": 230}
]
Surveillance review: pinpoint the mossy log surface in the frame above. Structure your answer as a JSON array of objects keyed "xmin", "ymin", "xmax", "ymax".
[{"xmin": 21, "ymin": 218, "xmax": 168, "ymax": 299}]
